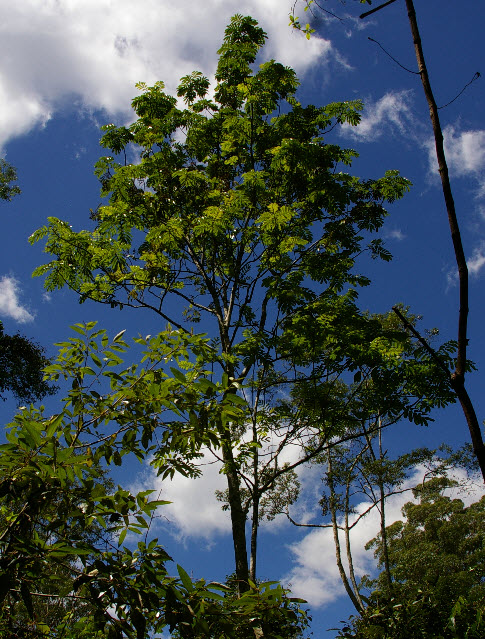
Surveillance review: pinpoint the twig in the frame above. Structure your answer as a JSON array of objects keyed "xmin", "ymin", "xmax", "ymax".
[{"xmin": 367, "ymin": 37, "xmax": 420, "ymax": 74}]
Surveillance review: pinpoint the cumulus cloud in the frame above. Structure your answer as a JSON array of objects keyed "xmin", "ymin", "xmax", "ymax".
[
  {"xmin": 426, "ymin": 125, "xmax": 485, "ymax": 178},
  {"xmin": 0, "ymin": 0, "xmax": 335, "ymax": 151},
  {"xmin": 340, "ymin": 90, "xmax": 415, "ymax": 141},
  {"xmin": 132, "ymin": 449, "xmax": 230, "ymax": 543},
  {"xmin": 283, "ymin": 465, "xmax": 485, "ymax": 609},
  {"xmin": 0, "ymin": 276, "xmax": 35, "ymax": 323}
]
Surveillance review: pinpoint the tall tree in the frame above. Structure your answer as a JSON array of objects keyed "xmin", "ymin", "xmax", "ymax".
[{"xmin": 31, "ymin": 15, "xmax": 413, "ymax": 590}]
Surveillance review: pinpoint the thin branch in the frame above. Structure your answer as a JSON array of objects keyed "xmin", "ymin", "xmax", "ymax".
[
  {"xmin": 391, "ymin": 306, "xmax": 449, "ymax": 376},
  {"xmin": 438, "ymin": 71, "xmax": 481, "ymax": 110},
  {"xmin": 360, "ymin": 0, "xmax": 398, "ymax": 20},
  {"xmin": 367, "ymin": 37, "xmax": 420, "ymax": 75}
]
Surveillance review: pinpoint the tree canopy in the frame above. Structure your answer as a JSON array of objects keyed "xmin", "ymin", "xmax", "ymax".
[
  {"xmin": 0, "ymin": 320, "xmax": 56, "ymax": 404},
  {"xmin": 338, "ymin": 478, "xmax": 485, "ymax": 638}
]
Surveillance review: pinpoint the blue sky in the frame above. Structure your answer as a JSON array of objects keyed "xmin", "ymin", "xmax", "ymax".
[{"xmin": 1, "ymin": 1, "xmax": 485, "ymax": 635}]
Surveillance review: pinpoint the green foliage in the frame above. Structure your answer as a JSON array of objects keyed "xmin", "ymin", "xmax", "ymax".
[
  {"xmin": 338, "ymin": 478, "xmax": 485, "ymax": 638},
  {"xmin": 0, "ymin": 159, "xmax": 20, "ymax": 201},
  {"xmin": 170, "ymin": 574, "xmax": 310, "ymax": 639},
  {"xmin": 0, "ymin": 322, "xmax": 305, "ymax": 637},
  {"xmin": 0, "ymin": 320, "xmax": 57, "ymax": 404},
  {"xmin": 31, "ymin": 16, "xmax": 410, "ymax": 339}
]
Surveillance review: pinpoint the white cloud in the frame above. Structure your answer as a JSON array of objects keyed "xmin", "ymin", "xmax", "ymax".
[
  {"xmin": 283, "ymin": 465, "xmax": 485, "ymax": 609},
  {"xmin": 131, "ymin": 427, "xmax": 321, "ymax": 541},
  {"xmin": 0, "ymin": 0, "xmax": 335, "ymax": 151},
  {"xmin": 425, "ymin": 125, "xmax": 485, "ymax": 207},
  {"xmin": 340, "ymin": 90, "xmax": 415, "ymax": 141},
  {"xmin": 133, "ymin": 449, "xmax": 230, "ymax": 543},
  {"xmin": 0, "ymin": 276, "xmax": 35, "ymax": 323},
  {"xmin": 426, "ymin": 125, "xmax": 485, "ymax": 178},
  {"xmin": 446, "ymin": 241, "xmax": 485, "ymax": 286},
  {"xmin": 467, "ymin": 242, "xmax": 485, "ymax": 276},
  {"xmin": 385, "ymin": 228, "xmax": 406, "ymax": 241},
  {"xmin": 424, "ymin": 125, "xmax": 485, "ymax": 285}
]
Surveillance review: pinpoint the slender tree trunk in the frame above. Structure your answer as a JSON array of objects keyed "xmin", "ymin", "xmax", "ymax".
[
  {"xmin": 327, "ymin": 449, "xmax": 365, "ymax": 614},
  {"xmin": 249, "ymin": 417, "xmax": 259, "ymax": 584},
  {"xmin": 344, "ymin": 457, "xmax": 366, "ymax": 612},
  {"xmin": 402, "ymin": 0, "xmax": 485, "ymax": 481},
  {"xmin": 249, "ymin": 495, "xmax": 259, "ymax": 584},
  {"xmin": 221, "ymin": 356, "xmax": 249, "ymax": 593},
  {"xmin": 377, "ymin": 426, "xmax": 392, "ymax": 591}
]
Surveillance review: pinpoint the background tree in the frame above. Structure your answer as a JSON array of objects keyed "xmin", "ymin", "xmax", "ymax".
[
  {"xmin": 0, "ymin": 320, "xmax": 57, "ymax": 404},
  {"xmin": 259, "ymin": 312, "xmax": 465, "ymax": 618},
  {"xmin": 0, "ymin": 159, "xmax": 20, "ymax": 202},
  {"xmin": 337, "ymin": 477, "xmax": 485, "ymax": 638},
  {"xmin": 31, "ymin": 14, "xmax": 416, "ymax": 591}
]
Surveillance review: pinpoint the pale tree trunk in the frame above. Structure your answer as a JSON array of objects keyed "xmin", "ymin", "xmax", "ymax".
[
  {"xmin": 327, "ymin": 449, "xmax": 365, "ymax": 614},
  {"xmin": 377, "ymin": 426, "xmax": 392, "ymax": 591}
]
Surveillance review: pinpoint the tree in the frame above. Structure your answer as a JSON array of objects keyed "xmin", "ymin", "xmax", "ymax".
[
  {"xmin": 338, "ymin": 477, "xmax": 485, "ymax": 638},
  {"xmin": 31, "ymin": 14, "xmax": 415, "ymax": 591},
  {"xmin": 0, "ymin": 159, "xmax": 20, "ymax": 202},
  {"xmin": 0, "ymin": 460, "xmax": 113, "ymax": 637},
  {"xmin": 0, "ymin": 320, "xmax": 57, "ymax": 404}
]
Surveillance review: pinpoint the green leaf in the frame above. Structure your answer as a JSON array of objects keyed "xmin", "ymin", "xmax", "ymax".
[{"xmin": 177, "ymin": 564, "xmax": 194, "ymax": 593}]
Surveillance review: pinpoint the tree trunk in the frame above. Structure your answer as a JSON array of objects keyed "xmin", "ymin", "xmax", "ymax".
[
  {"xmin": 402, "ymin": 0, "xmax": 485, "ymax": 481},
  {"xmin": 249, "ymin": 417, "xmax": 259, "ymax": 584},
  {"xmin": 327, "ymin": 449, "xmax": 365, "ymax": 614},
  {"xmin": 221, "ymin": 440, "xmax": 249, "ymax": 593},
  {"xmin": 377, "ymin": 427, "xmax": 393, "ymax": 591},
  {"xmin": 221, "ymin": 355, "xmax": 249, "ymax": 593}
]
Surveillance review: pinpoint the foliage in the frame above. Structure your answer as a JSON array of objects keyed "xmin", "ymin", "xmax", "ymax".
[
  {"xmin": 170, "ymin": 574, "xmax": 310, "ymax": 639},
  {"xmin": 0, "ymin": 159, "xmax": 20, "ymax": 202},
  {"xmin": 0, "ymin": 320, "xmax": 57, "ymax": 404},
  {"xmin": 337, "ymin": 477, "xmax": 485, "ymax": 638},
  {"xmin": 0, "ymin": 322, "xmax": 308, "ymax": 638},
  {"xmin": 0, "ymin": 459, "xmax": 113, "ymax": 637}
]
